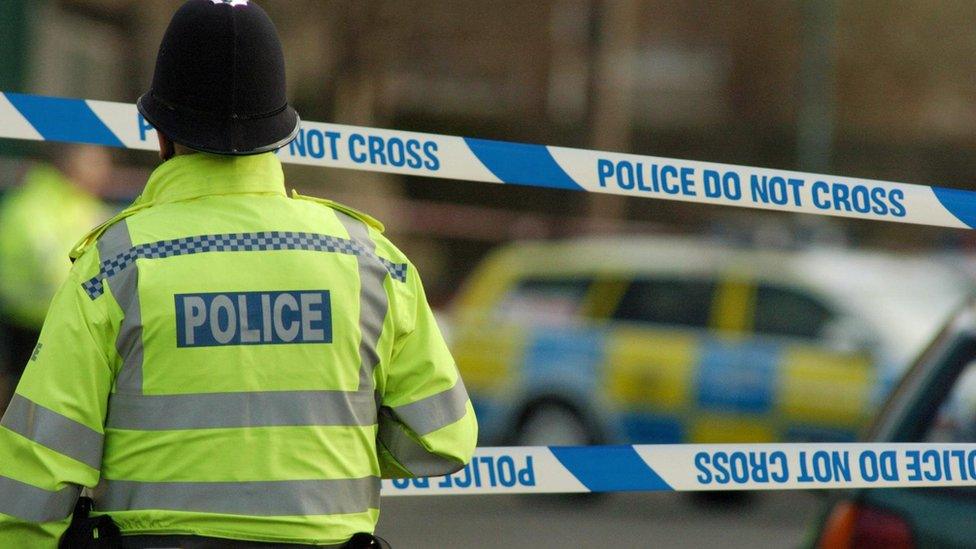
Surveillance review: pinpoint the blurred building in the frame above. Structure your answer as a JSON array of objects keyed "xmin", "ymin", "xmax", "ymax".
[{"xmin": 1, "ymin": 0, "xmax": 975, "ymax": 298}]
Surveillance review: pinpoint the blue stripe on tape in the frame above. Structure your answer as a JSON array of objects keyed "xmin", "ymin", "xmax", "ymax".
[
  {"xmin": 4, "ymin": 93, "xmax": 124, "ymax": 147},
  {"xmin": 464, "ymin": 138, "xmax": 582, "ymax": 191},
  {"xmin": 933, "ymin": 187, "xmax": 976, "ymax": 229},
  {"xmin": 550, "ymin": 445, "xmax": 672, "ymax": 492}
]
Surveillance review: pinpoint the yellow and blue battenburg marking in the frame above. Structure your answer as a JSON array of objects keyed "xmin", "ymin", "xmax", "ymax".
[
  {"xmin": 467, "ymin": 326, "xmax": 872, "ymax": 445},
  {"xmin": 3, "ymin": 91, "xmax": 976, "ymax": 230}
]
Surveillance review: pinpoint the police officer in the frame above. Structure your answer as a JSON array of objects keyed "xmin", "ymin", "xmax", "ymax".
[
  {"xmin": 0, "ymin": 145, "xmax": 112, "ymax": 414},
  {"xmin": 0, "ymin": 1, "xmax": 477, "ymax": 547}
]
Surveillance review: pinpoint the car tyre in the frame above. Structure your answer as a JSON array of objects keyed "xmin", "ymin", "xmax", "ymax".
[
  {"xmin": 512, "ymin": 400, "xmax": 604, "ymax": 505},
  {"xmin": 513, "ymin": 400, "xmax": 595, "ymax": 447}
]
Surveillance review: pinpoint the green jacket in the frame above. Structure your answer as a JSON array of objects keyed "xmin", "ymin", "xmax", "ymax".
[
  {"xmin": 0, "ymin": 152, "xmax": 477, "ymax": 546},
  {"xmin": 0, "ymin": 165, "xmax": 109, "ymax": 328}
]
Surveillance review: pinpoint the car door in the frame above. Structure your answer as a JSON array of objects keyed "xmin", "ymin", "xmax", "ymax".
[
  {"xmin": 748, "ymin": 283, "xmax": 875, "ymax": 442},
  {"xmin": 601, "ymin": 276, "xmax": 718, "ymax": 443}
]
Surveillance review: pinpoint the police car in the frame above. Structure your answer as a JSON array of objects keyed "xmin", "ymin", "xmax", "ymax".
[{"xmin": 447, "ymin": 236, "xmax": 972, "ymax": 447}]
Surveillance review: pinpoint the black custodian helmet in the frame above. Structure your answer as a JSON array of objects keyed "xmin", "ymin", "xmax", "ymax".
[{"xmin": 137, "ymin": 0, "xmax": 300, "ymax": 155}]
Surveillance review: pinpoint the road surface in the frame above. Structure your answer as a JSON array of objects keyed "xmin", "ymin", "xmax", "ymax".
[{"xmin": 377, "ymin": 491, "xmax": 823, "ymax": 548}]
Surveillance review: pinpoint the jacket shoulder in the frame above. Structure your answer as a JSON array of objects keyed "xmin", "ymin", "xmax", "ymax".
[
  {"xmin": 69, "ymin": 202, "xmax": 152, "ymax": 261},
  {"xmin": 290, "ymin": 190, "xmax": 385, "ymax": 233}
]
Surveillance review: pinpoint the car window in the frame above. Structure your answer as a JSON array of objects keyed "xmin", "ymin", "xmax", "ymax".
[
  {"xmin": 924, "ymin": 361, "xmax": 976, "ymax": 444},
  {"xmin": 611, "ymin": 277, "xmax": 715, "ymax": 329},
  {"xmin": 752, "ymin": 284, "xmax": 834, "ymax": 340},
  {"xmin": 495, "ymin": 277, "xmax": 591, "ymax": 324}
]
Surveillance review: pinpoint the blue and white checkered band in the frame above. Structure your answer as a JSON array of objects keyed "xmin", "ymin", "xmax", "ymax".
[
  {"xmin": 211, "ymin": 0, "xmax": 249, "ymax": 6},
  {"xmin": 82, "ymin": 231, "xmax": 409, "ymax": 299}
]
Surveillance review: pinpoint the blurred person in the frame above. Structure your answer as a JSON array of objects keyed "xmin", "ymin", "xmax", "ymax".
[
  {"xmin": 0, "ymin": 145, "xmax": 112, "ymax": 413},
  {"xmin": 0, "ymin": 1, "xmax": 476, "ymax": 548}
]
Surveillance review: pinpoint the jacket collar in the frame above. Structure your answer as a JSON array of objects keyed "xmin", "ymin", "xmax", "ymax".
[{"xmin": 139, "ymin": 152, "xmax": 286, "ymax": 206}]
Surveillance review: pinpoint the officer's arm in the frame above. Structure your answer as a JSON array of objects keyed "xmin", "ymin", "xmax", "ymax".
[
  {"xmin": 378, "ymin": 266, "xmax": 478, "ymax": 478},
  {"xmin": 0, "ymin": 267, "xmax": 114, "ymax": 546}
]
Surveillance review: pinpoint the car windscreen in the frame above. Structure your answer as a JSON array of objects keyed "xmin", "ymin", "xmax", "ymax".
[
  {"xmin": 924, "ymin": 361, "xmax": 976, "ymax": 444},
  {"xmin": 866, "ymin": 311, "xmax": 972, "ymax": 441}
]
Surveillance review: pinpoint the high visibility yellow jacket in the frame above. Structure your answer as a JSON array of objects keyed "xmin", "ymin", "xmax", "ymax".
[
  {"xmin": 0, "ymin": 165, "xmax": 109, "ymax": 328},
  {"xmin": 0, "ymin": 152, "xmax": 477, "ymax": 546}
]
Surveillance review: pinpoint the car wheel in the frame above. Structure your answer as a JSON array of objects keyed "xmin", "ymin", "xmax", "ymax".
[
  {"xmin": 513, "ymin": 401, "xmax": 604, "ymax": 504},
  {"xmin": 514, "ymin": 402, "xmax": 593, "ymax": 447}
]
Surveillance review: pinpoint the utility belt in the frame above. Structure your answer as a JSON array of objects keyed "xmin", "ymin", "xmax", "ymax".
[{"xmin": 60, "ymin": 498, "xmax": 391, "ymax": 549}]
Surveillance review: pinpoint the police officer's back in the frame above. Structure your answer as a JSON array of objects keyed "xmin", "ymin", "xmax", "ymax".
[{"xmin": 0, "ymin": 1, "xmax": 477, "ymax": 546}]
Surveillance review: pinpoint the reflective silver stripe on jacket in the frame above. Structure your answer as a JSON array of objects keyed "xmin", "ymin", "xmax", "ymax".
[
  {"xmin": 1, "ymin": 394, "xmax": 103, "ymax": 469},
  {"xmin": 390, "ymin": 378, "xmax": 470, "ymax": 436},
  {"xmin": 106, "ymin": 389, "xmax": 377, "ymax": 430},
  {"xmin": 377, "ymin": 409, "xmax": 465, "ymax": 477},
  {"xmin": 95, "ymin": 477, "xmax": 380, "ymax": 516},
  {"xmin": 335, "ymin": 212, "xmax": 390, "ymax": 392},
  {"xmin": 0, "ymin": 475, "xmax": 80, "ymax": 522},
  {"xmin": 98, "ymin": 221, "xmax": 145, "ymax": 394}
]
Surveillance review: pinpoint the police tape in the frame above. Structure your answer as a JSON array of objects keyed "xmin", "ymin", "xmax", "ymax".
[
  {"xmin": 2, "ymin": 91, "xmax": 976, "ymax": 230},
  {"xmin": 380, "ymin": 443, "xmax": 976, "ymax": 495}
]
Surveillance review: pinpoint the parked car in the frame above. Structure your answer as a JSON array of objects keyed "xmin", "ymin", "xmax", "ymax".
[
  {"xmin": 448, "ymin": 236, "xmax": 972, "ymax": 447},
  {"xmin": 809, "ymin": 301, "xmax": 976, "ymax": 548}
]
